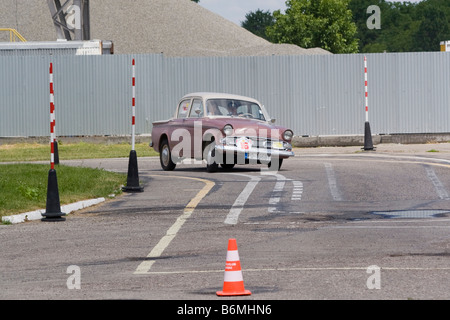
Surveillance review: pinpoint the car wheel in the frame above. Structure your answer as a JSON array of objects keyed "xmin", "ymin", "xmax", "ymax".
[
  {"xmin": 205, "ymin": 142, "xmax": 219, "ymax": 173},
  {"xmin": 159, "ymin": 139, "xmax": 176, "ymax": 171},
  {"xmin": 267, "ymin": 158, "xmax": 283, "ymax": 171}
]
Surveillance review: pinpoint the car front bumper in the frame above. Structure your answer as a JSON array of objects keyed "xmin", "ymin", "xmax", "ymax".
[{"xmin": 215, "ymin": 144, "xmax": 294, "ymax": 163}]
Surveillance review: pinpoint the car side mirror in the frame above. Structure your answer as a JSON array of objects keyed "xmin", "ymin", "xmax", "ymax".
[
  {"xmin": 270, "ymin": 118, "xmax": 276, "ymax": 123},
  {"xmin": 195, "ymin": 108, "xmax": 201, "ymax": 115}
]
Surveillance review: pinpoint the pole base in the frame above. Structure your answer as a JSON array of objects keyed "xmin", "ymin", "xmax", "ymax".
[
  {"xmin": 54, "ymin": 140, "xmax": 59, "ymax": 165},
  {"xmin": 362, "ymin": 121, "xmax": 376, "ymax": 151},
  {"xmin": 42, "ymin": 169, "xmax": 66, "ymax": 222},
  {"xmin": 41, "ymin": 212, "xmax": 66, "ymax": 222},
  {"xmin": 122, "ymin": 150, "xmax": 144, "ymax": 192},
  {"xmin": 122, "ymin": 185, "xmax": 144, "ymax": 192}
]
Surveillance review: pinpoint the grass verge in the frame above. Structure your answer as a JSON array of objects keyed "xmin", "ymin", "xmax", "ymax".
[
  {"xmin": 0, "ymin": 142, "xmax": 158, "ymax": 220},
  {"xmin": 0, "ymin": 142, "xmax": 158, "ymax": 162},
  {"xmin": 0, "ymin": 164, "xmax": 125, "ymax": 219}
]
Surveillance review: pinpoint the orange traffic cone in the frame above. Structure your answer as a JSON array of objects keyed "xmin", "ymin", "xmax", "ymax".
[{"xmin": 216, "ymin": 238, "xmax": 251, "ymax": 296}]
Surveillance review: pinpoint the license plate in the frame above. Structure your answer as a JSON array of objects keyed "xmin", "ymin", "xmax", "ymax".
[{"xmin": 272, "ymin": 141, "xmax": 283, "ymax": 149}]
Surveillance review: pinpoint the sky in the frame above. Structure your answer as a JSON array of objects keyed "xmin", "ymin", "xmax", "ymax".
[{"xmin": 199, "ymin": 0, "xmax": 424, "ymax": 26}]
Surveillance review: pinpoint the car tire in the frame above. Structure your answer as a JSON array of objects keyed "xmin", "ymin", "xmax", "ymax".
[
  {"xmin": 268, "ymin": 158, "xmax": 283, "ymax": 171},
  {"xmin": 205, "ymin": 142, "xmax": 219, "ymax": 173},
  {"xmin": 159, "ymin": 139, "xmax": 176, "ymax": 171}
]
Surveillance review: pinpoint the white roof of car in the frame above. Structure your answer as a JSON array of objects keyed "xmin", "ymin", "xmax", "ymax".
[{"xmin": 181, "ymin": 92, "xmax": 261, "ymax": 105}]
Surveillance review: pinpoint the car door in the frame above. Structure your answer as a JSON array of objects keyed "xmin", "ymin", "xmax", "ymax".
[
  {"xmin": 185, "ymin": 98, "xmax": 205, "ymax": 159},
  {"xmin": 169, "ymin": 98, "xmax": 192, "ymax": 158}
]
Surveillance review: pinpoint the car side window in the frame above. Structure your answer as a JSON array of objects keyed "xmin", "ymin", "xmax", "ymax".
[
  {"xmin": 177, "ymin": 99, "xmax": 190, "ymax": 119},
  {"xmin": 189, "ymin": 99, "xmax": 204, "ymax": 118}
]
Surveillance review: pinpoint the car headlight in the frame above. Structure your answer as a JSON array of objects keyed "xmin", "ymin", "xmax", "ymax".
[
  {"xmin": 223, "ymin": 124, "xmax": 233, "ymax": 136},
  {"xmin": 283, "ymin": 130, "xmax": 293, "ymax": 141}
]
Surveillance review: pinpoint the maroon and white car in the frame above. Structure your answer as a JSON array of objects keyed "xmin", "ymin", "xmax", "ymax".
[{"xmin": 150, "ymin": 92, "xmax": 294, "ymax": 172}]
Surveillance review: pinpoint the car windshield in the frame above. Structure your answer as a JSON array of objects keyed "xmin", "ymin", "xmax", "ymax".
[{"xmin": 206, "ymin": 99, "xmax": 266, "ymax": 121}]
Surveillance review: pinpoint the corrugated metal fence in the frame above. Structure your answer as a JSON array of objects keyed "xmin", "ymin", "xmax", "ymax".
[{"xmin": 1, "ymin": 52, "xmax": 450, "ymax": 137}]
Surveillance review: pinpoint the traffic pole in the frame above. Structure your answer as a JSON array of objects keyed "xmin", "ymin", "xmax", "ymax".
[
  {"xmin": 42, "ymin": 62, "xmax": 65, "ymax": 222},
  {"xmin": 363, "ymin": 56, "xmax": 375, "ymax": 151},
  {"xmin": 49, "ymin": 62, "xmax": 59, "ymax": 164},
  {"xmin": 131, "ymin": 58, "xmax": 136, "ymax": 152},
  {"xmin": 123, "ymin": 58, "xmax": 144, "ymax": 192}
]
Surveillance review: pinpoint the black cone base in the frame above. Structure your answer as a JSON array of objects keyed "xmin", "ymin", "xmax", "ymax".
[
  {"xmin": 123, "ymin": 150, "xmax": 144, "ymax": 192},
  {"xmin": 54, "ymin": 140, "xmax": 59, "ymax": 165},
  {"xmin": 42, "ymin": 169, "xmax": 66, "ymax": 222},
  {"xmin": 363, "ymin": 121, "xmax": 375, "ymax": 151}
]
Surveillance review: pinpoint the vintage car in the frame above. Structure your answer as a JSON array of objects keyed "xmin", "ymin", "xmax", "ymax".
[{"xmin": 150, "ymin": 92, "xmax": 294, "ymax": 172}]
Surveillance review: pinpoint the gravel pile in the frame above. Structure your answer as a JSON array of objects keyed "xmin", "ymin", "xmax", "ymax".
[
  {"xmin": 2, "ymin": 0, "xmax": 330, "ymax": 56},
  {"xmin": 94, "ymin": 0, "xmax": 330, "ymax": 56}
]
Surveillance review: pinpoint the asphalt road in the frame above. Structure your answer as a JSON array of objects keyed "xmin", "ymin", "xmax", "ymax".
[{"xmin": 1, "ymin": 144, "xmax": 450, "ymax": 301}]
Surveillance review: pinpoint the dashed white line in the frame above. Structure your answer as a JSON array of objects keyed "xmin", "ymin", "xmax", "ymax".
[
  {"xmin": 291, "ymin": 180, "xmax": 303, "ymax": 201},
  {"xmin": 268, "ymin": 174, "xmax": 287, "ymax": 213},
  {"xmin": 324, "ymin": 162, "xmax": 343, "ymax": 201},
  {"xmin": 424, "ymin": 165, "xmax": 450, "ymax": 200}
]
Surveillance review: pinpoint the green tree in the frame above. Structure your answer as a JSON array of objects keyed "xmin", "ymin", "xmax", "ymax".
[
  {"xmin": 349, "ymin": 0, "xmax": 450, "ymax": 53},
  {"xmin": 191, "ymin": 0, "xmax": 200, "ymax": 3},
  {"xmin": 349, "ymin": 0, "xmax": 389, "ymax": 52},
  {"xmin": 413, "ymin": 3, "xmax": 449, "ymax": 51},
  {"xmin": 241, "ymin": 9, "xmax": 275, "ymax": 40},
  {"xmin": 266, "ymin": 0, "xmax": 359, "ymax": 53}
]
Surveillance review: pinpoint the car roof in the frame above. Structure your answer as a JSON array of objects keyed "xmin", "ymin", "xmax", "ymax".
[{"xmin": 181, "ymin": 92, "xmax": 261, "ymax": 105}]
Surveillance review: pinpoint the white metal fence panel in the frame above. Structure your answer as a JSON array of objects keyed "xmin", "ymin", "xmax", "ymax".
[{"xmin": 1, "ymin": 52, "xmax": 449, "ymax": 138}]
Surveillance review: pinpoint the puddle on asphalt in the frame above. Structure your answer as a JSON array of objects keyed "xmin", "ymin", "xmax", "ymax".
[{"xmin": 370, "ymin": 210, "xmax": 450, "ymax": 219}]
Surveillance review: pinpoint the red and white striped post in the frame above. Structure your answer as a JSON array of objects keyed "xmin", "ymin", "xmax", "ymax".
[
  {"xmin": 49, "ymin": 62, "xmax": 56, "ymax": 168},
  {"xmin": 363, "ymin": 56, "xmax": 374, "ymax": 151},
  {"xmin": 131, "ymin": 58, "xmax": 136, "ymax": 151},
  {"xmin": 364, "ymin": 56, "xmax": 369, "ymax": 123},
  {"xmin": 123, "ymin": 58, "xmax": 143, "ymax": 192},
  {"xmin": 42, "ymin": 62, "xmax": 65, "ymax": 221}
]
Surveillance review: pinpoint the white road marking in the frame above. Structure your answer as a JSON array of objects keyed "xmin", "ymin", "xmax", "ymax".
[
  {"xmin": 134, "ymin": 176, "xmax": 214, "ymax": 274},
  {"xmin": 424, "ymin": 165, "xmax": 450, "ymax": 200},
  {"xmin": 223, "ymin": 172, "xmax": 302, "ymax": 222},
  {"xmin": 324, "ymin": 162, "xmax": 343, "ymax": 201},
  {"xmin": 223, "ymin": 174, "xmax": 261, "ymax": 225},
  {"xmin": 291, "ymin": 180, "xmax": 303, "ymax": 201},
  {"xmin": 140, "ymin": 266, "xmax": 450, "ymax": 275},
  {"xmin": 268, "ymin": 174, "xmax": 287, "ymax": 213}
]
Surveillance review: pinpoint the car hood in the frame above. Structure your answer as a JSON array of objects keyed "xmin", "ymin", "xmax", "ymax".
[{"xmin": 205, "ymin": 117, "xmax": 291, "ymax": 141}]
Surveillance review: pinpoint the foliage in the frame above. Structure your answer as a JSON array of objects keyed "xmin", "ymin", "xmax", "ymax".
[
  {"xmin": 266, "ymin": 0, "xmax": 359, "ymax": 54},
  {"xmin": 241, "ymin": 9, "xmax": 275, "ymax": 41},
  {"xmin": 241, "ymin": 0, "xmax": 450, "ymax": 53},
  {"xmin": 349, "ymin": 0, "xmax": 450, "ymax": 53}
]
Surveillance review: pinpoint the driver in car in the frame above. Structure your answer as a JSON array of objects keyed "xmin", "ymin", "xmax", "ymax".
[{"xmin": 228, "ymin": 101, "xmax": 239, "ymax": 116}]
